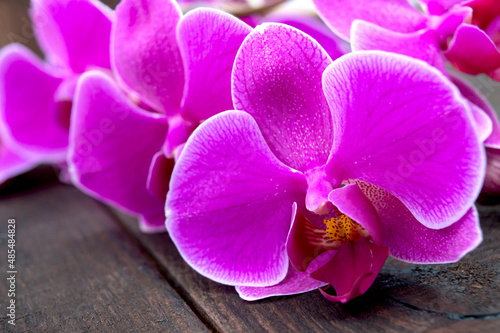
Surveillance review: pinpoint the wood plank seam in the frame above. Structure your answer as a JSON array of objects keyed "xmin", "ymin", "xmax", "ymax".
[{"xmin": 388, "ymin": 295, "xmax": 500, "ymax": 320}]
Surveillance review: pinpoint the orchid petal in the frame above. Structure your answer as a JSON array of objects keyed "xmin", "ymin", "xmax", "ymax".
[
  {"xmin": 163, "ymin": 114, "xmax": 196, "ymax": 157},
  {"xmin": 356, "ymin": 181, "xmax": 483, "ymax": 263},
  {"xmin": 468, "ymin": 102, "xmax": 494, "ymax": 143},
  {"xmin": 265, "ymin": 14, "xmax": 348, "ymax": 60},
  {"xmin": 236, "ymin": 264, "xmax": 326, "ymax": 301},
  {"xmin": 112, "ymin": 0, "xmax": 184, "ymax": 114},
  {"xmin": 286, "ymin": 204, "xmax": 338, "ymax": 272},
  {"xmin": 482, "ymin": 147, "xmax": 500, "ymax": 197},
  {"xmin": 467, "ymin": 0, "xmax": 500, "ymax": 30},
  {"xmin": 311, "ymin": 238, "xmax": 389, "ymax": 303},
  {"xmin": 351, "ymin": 20, "xmax": 447, "ymax": 76},
  {"xmin": 0, "ymin": 143, "xmax": 36, "ymax": 184},
  {"xmin": 0, "ymin": 44, "xmax": 67, "ymax": 161},
  {"xmin": 323, "ymin": 51, "xmax": 484, "ymax": 229},
  {"xmin": 31, "ymin": 0, "xmax": 113, "ymax": 72},
  {"xmin": 431, "ymin": 5, "xmax": 472, "ymax": 43},
  {"xmin": 68, "ymin": 72, "xmax": 168, "ymax": 232},
  {"xmin": 178, "ymin": 8, "xmax": 251, "ymax": 122},
  {"xmin": 146, "ymin": 151, "xmax": 174, "ymax": 201},
  {"xmin": 138, "ymin": 210, "xmax": 169, "ymax": 233},
  {"xmin": 418, "ymin": 0, "xmax": 468, "ymax": 14},
  {"xmin": 232, "ymin": 23, "xmax": 333, "ymax": 172},
  {"xmin": 484, "ymin": 15, "xmax": 500, "ymax": 47},
  {"xmin": 166, "ymin": 111, "xmax": 307, "ymax": 287},
  {"xmin": 450, "ymin": 74, "xmax": 500, "ymax": 148},
  {"xmin": 445, "ymin": 24, "xmax": 500, "ymax": 75},
  {"xmin": 312, "ymin": 0, "xmax": 426, "ymax": 41}
]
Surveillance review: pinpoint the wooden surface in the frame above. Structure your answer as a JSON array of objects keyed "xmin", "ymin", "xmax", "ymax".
[
  {"xmin": 1, "ymin": 1, "xmax": 500, "ymax": 332},
  {"xmin": 1, "ymin": 169, "xmax": 499, "ymax": 333}
]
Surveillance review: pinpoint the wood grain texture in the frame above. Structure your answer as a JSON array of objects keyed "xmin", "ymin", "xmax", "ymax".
[
  {"xmin": 379, "ymin": 205, "xmax": 500, "ymax": 317},
  {"xmin": 0, "ymin": 0, "xmax": 40, "ymax": 54},
  {"xmin": 114, "ymin": 206, "xmax": 500, "ymax": 333},
  {"xmin": 0, "ymin": 170, "xmax": 208, "ymax": 333}
]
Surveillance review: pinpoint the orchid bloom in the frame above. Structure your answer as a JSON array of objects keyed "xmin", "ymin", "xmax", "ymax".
[
  {"xmin": 166, "ymin": 24, "xmax": 484, "ymax": 302},
  {"xmin": 312, "ymin": 0, "xmax": 500, "ymax": 199},
  {"xmin": 68, "ymin": 0, "xmax": 253, "ymax": 232},
  {"xmin": 68, "ymin": 0, "xmax": 347, "ymax": 232},
  {"xmin": 312, "ymin": 0, "xmax": 500, "ymax": 79},
  {"xmin": 0, "ymin": 0, "xmax": 113, "ymax": 174}
]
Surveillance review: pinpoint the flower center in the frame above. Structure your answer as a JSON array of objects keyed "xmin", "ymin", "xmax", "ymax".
[{"xmin": 323, "ymin": 214, "xmax": 368, "ymax": 243}]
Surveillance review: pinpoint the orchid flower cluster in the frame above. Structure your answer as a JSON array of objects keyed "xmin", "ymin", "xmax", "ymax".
[{"xmin": 0, "ymin": 0, "xmax": 497, "ymax": 303}]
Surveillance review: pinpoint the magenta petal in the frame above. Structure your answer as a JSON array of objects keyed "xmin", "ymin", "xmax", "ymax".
[
  {"xmin": 431, "ymin": 5, "xmax": 471, "ymax": 44},
  {"xmin": 178, "ymin": 8, "xmax": 251, "ymax": 122},
  {"xmin": 112, "ymin": 0, "xmax": 184, "ymax": 114},
  {"xmin": 68, "ymin": 71, "xmax": 168, "ymax": 232},
  {"xmin": 450, "ymin": 74, "xmax": 500, "ymax": 148},
  {"xmin": 265, "ymin": 14, "xmax": 348, "ymax": 61},
  {"xmin": 0, "ymin": 143, "xmax": 36, "ymax": 184},
  {"xmin": 236, "ymin": 265, "xmax": 326, "ymax": 301},
  {"xmin": 445, "ymin": 24, "xmax": 500, "ymax": 75},
  {"xmin": 146, "ymin": 151, "xmax": 174, "ymax": 201},
  {"xmin": 0, "ymin": 44, "xmax": 68, "ymax": 161},
  {"xmin": 482, "ymin": 147, "xmax": 500, "ymax": 196},
  {"xmin": 324, "ymin": 51, "xmax": 484, "ymax": 229},
  {"xmin": 357, "ymin": 182, "xmax": 483, "ymax": 263},
  {"xmin": 311, "ymin": 238, "xmax": 389, "ymax": 303},
  {"xmin": 328, "ymin": 183, "xmax": 382, "ymax": 245},
  {"xmin": 418, "ymin": 1, "xmax": 468, "ymax": 13},
  {"xmin": 139, "ymin": 210, "xmax": 168, "ymax": 233},
  {"xmin": 163, "ymin": 114, "xmax": 196, "ymax": 157},
  {"xmin": 467, "ymin": 0, "xmax": 500, "ymax": 30},
  {"xmin": 286, "ymin": 204, "xmax": 335, "ymax": 272},
  {"xmin": 351, "ymin": 20, "xmax": 448, "ymax": 75},
  {"xmin": 312, "ymin": 0, "xmax": 426, "ymax": 41},
  {"xmin": 166, "ymin": 111, "xmax": 307, "ymax": 286},
  {"xmin": 31, "ymin": 0, "xmax": 113, "ymax": 72},
  {"xmin": 468, "ymin": 102, "xmax": 494, "ymax": 143},
  {"xmin": 232, "ymin": 23, "xmax": 333, "ymax": 172}
]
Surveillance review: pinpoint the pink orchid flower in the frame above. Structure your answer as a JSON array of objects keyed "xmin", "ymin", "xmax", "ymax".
[
  {"xmin": 166, "ymin": 24, "xmax": 484, "ymax": 302},
  {"xmin": 312, "ymin": 0, "xmax": 500, "ymax": 199},
  {"xmin": 68, "ymin": 0, "xmax": 346, "ymax": 232},
  {"xmin": 312, "ymin": 0, "xmax": 500, "ymax": 78},
  {"xmin": 0, "ymin": 0, "xmax": 113, "ymax": 178},
  {"xmin": 68, "ymin": 0, "xmax": 253, "ymax": 232}
]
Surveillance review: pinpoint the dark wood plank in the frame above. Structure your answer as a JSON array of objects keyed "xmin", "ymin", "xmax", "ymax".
[
  {"xmin": 378, "ymin": 205, "xmax": 500, "ymax": 317},
  {"xmin": 0, "ymin": 171, "xmax": 209, "ymax": 332},
  {"xmin": 457, "ymin": 73, "xmax": 500, "ymax": 118},
  {"xmin": 114, "ymin": 207, "xmax": 500, "ymax": 333},
  {"xmin": 0, "ymin": 0, "xmax": 41, "ymax": 55},
  {"xmin": 428, "ymin": 318, "xmax": 500, "ymax": 333}
]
